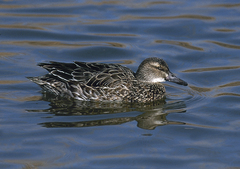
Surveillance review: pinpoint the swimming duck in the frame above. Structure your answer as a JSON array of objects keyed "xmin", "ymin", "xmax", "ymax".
[{"xmin": 29, "ymin": 57, "xmax": 187, "ymax": 102}]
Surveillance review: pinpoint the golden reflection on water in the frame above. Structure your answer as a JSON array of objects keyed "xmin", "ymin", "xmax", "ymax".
[
  {"xmin": 107, "ymin": 42, "xmax": 126, "ymax": 47},
  {"xmin": 5, "ymin": 156, "xmax": 66, "ymax": 169},
  {"xmin": 0, "ymin": 80, "xmax": 26, "ymax": 84},
  {"xmin": 91, "ymin": 33, "xmax": 137, "ymax": 37},
  {"xmin": 189, "ymin": 81, "xmax": 240, "ymax": 98},
  {"xmin": 187, "ymin": 80, "xmax": 240, "ymax": 99},
  {"xmin": 0, "ymin": 22, "xmax": 77, "ymax": 31},
  {"xmin": 81, "ymin": 0, "xmax": 174, "ymax": 8},
  {"xmin": 82, "ymin": 14, "xmax": 215, "ymax": 24},
  {"xmin": 17, "ymin": 96, "xmax": 42, "ymax": 102},
  {"xmin": 219, "ymin": 81, "xmax": 240, "ymax": 88},
  {"xmin": 0, "ymin": 92, "xmax": 41, "ymax": 102},
  {"xmin": 215, "ymin": 28, "xmax": 236, "ymax": 32},
  {"xmin": 133, "ymin": 1, "xmax": 174, "ymax": 8},
  {"xmin": 0, "ymin": 24, "xmax": 46, "ymax": 30},
  {"xmin": 82, "ymin": 0, "xmax": 120, "ymax": 6},
  {"xmin": 0, "ymin": 4, "xmax": 33, "ymax": 9},
  {"xmin": 0, "ymin": 13, "xmax": 75, "ymax": 18},
  {"xmin": 0, "ymin": 52, "xmax": 17, "ymax": 58},
  {"xmin": 183, "ymin": 65, "xmax": 240, "ymax": 73},
  {"xmin": 0, "ymin": 80, "xmax": 42, "ymax": 101},
  {"xmin": 208, "ymin": 3, "xmax": 240, "ymax": 8},
  {"xmin": 124, "ymin": 14, "xmax": 215, "ymax": 20},
  {"xmin": 214, "ymin": 93, "xmax": 240, "ymax": 97},
  {"xmin": 1, "ymin": 41, "xmax": 126, "ymax": 48},
  {"xmin": 0, "ymin": 1, "xmax": 174, "ymax": 10},
  {"xmin": 207, "ymin": 40, "xmax": 240, "ymax": 49},
  {"xmin": 189, "ymin": 85, "xmax": 213, "ymax": 93},
  {"xmin": 155, "ymin": 40, "xmax": 204, "ymax": 51}
]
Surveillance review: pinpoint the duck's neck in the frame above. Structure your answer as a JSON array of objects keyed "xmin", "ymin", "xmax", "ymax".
[{"xmin": 135, "ymin": 66, "xmax": 149, "ymax": 82}]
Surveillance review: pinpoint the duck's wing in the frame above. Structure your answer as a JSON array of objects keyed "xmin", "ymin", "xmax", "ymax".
[
  {"xmin": 38, "ymin": 61, "xmax": 78, "ymax": 82},
  {"xmin": 38, "ymin": 61, "xmax": 135, "ymax": 88}
]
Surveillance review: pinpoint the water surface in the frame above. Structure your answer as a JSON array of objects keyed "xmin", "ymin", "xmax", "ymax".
[{"xmin": 1, "ymin": 0, "xmax": 240, "ymax": 168}]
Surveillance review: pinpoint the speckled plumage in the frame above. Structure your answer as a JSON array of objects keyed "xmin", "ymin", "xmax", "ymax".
[{"xmin": 29, "ymin": 57, "xmax": 187, "ymax": 103}]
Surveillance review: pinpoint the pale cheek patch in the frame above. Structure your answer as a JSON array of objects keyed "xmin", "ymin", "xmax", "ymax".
[{"xmin": 151, "ymin": 77, "xmax": 165, "ymax": 83}]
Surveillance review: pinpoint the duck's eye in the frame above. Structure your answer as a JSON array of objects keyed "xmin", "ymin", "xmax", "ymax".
[{"xmin": 158, "ymin": 67, "xmax": 164, "ymax": 71}]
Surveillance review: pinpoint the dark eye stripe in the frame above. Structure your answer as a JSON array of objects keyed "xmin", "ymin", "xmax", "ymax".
[{"xmin": 158, "ymin": 67, "xmax": 164, "ymax": 71}]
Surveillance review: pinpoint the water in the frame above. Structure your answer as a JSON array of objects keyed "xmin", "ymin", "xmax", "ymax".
[{"xmin": 1, "ymin": 0, "xmax": 240, "ymax": 168}]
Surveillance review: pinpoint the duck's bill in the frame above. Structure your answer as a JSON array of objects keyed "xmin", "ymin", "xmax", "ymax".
[{"xmin": 166, "ymin": 72, "xmax": 188, "ymax": 86}]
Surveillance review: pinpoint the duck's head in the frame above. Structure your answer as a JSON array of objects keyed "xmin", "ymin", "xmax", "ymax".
[{"xmin": 136, "ymin": 57, "xmax": 188, "ymax": 86}]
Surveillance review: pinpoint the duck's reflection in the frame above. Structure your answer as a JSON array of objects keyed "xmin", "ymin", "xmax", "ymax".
[{"xmin": 30, "ymin": 93, "xmax": 186, "ymax": 130}]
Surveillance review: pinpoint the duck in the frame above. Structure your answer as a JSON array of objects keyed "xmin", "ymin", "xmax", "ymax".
[{"xmin": 29, "ymin": 57, "xmax": 187, "ymax": 102}]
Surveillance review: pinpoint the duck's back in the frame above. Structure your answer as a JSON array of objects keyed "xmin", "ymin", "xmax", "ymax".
[{"xmin": 29, "ymin": 61, "xmax": 137, "ymax": 101}]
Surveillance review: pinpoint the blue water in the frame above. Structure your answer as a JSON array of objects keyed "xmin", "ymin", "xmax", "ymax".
[{"xmin": 1, "ymin": 0, "xmax": 240, "ymax": 168}]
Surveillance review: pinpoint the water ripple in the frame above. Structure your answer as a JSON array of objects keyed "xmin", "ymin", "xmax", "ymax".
[
  {"xmin": 219, "ymin": 81, "xmax": 240, "ymax": 88},
  {"xmin": 214, "ymin": 92, "xmax": 240, "ymax": 97},
  {"xmin": 0, "ymin": 12, "xmax": 75, "ymax": 18},
  {"xmin": 208, "ymin": 3, "xmax": 240, "ymax": 8},
  {"xmin": 1, "ymin": 41, "xmax": 127, "ymax": 48},
  {"xmin": 0, "ymin": 24, "xmax": 46, "ymax": 30},
  {"xmin": 207, "ymin": 40, "xmax": 240, "ymax": 49},
  {"xmin": 214, "ymin": 28, "xmax": 236, "ymax": 32},
  {"xmin": 155, "ymin": 40, "xmax": 204, "ymax": 51},
  {"xmin": 122, "ymin": 14, "xmax": 215, "ymax": 21},
  {"xmin": 0, "ymin": 52, "xmax": 17, "ymax": 58},
  {"xmin": 165, "ymin": 84, "xmax": 206, "ymax": 107},
  {"xmin": 183, "ymin": 65, "xmax": 240, "ymax": 73},
  {"xmin": 91, "ymin": 33, "xmax": 138, "ymax": 37},
  {"xmin": 82, "ymin": 14, "xmax": 215, "ymax": 24}
]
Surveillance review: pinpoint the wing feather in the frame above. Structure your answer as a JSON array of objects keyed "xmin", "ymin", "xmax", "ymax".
[{"xmin": 38, "ymin": 61, "xmax": 135, "ymax": 89}]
